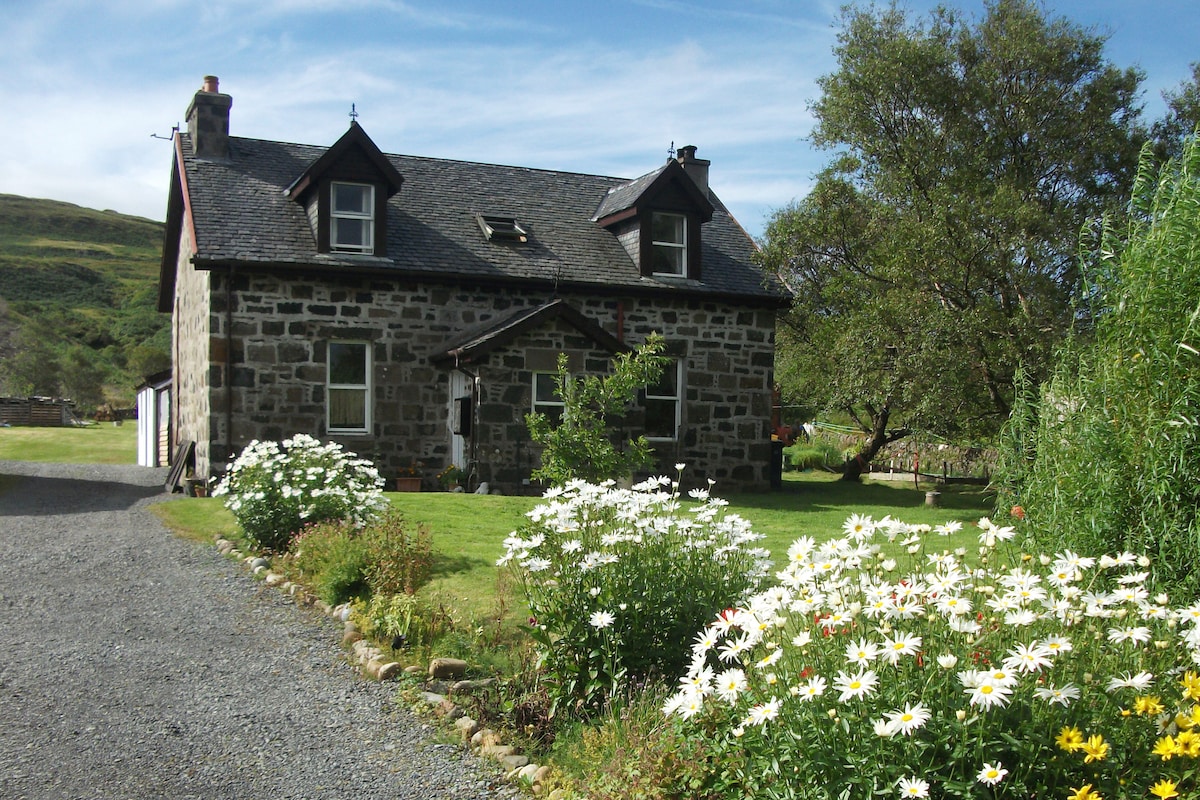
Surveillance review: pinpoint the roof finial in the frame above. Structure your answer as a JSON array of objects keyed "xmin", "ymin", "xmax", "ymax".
[
  {"xmin": 667, "ymin": 140, "xmax": 676, "ymax": 160},
  {"xmin": 349, "ymin": 103, "xmax": 359, "ymax": 124}
]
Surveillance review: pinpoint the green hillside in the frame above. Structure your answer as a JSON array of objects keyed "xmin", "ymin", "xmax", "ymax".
[{"xmin": 0, "ymin": 194, "xmax": 168, "ymax": 410}]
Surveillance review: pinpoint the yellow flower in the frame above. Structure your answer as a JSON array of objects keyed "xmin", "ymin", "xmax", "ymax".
[
  {"xmin": 1189, "ymin": 705, "xmax": 1200, "ymax": 728},
  {"xmin": 1069, "ymin": 784, "xmax": 1102, "ymax": 800},
  {"xmin": 1135, "ymin": 696, "xmax": 1166, "ymax": 716},
  {"xmin": 1150, "ymin": 779, "xmax": 1179, "ymax": 799},
  {"xmin": 1153, "ymin": 735, "xmax": 1179, "ymax": 761},
  {"xmin": 1177, "ymin": 729, "xmax": 1200, "ymax": 757},
  {"xmin": 1177, "ymin": 711, "xmax": 1195, "ymax": 730},
  {"xmin": 1181, "ymin": 670, "xmax": 1200, "ymax": 701},
  {"xmin": 1058, "ymin": 726, "xmax": 1085, "ymax": 752},
  {"xmin": 1082, "ymin": 734, "xmax": 1110, "ymax": 763}
]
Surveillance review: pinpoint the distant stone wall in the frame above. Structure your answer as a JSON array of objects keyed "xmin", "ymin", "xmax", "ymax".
[{"xmin": 183, "ymin": 269, "xmax": 776, "ymax": 492}]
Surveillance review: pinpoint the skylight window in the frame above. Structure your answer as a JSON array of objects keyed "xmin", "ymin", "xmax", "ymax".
[{"xmin": 477, "ymin": 214, "xmax": 528, "ymax": 243}]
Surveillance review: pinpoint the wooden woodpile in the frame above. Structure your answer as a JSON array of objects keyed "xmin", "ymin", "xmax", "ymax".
[{"xmin": 0, "ymin": 396, "xmax": 77, "ymax": 427}]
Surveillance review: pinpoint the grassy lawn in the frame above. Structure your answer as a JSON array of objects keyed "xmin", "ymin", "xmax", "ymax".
[
  {"xmin": 152, "ymin": 472, "xmax": 994, "ymax": 631},
  {"xmin": 729, "ymin": 471, "xmax": 993, "ymax": 556},
  {"xmin": 0, "ymin": 423, "xmax": 138, "ymax": 464}
]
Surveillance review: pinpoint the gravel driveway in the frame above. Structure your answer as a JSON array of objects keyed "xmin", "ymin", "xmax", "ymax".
[{"xmin": 0, "ymin": 461, "xmax": 517, "ymax": 799}]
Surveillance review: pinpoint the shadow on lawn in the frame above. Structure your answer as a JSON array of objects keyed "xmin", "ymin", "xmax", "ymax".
[
  {"xmin": 725, "ymin": 473, "xmax": 995, "ymax": 515},
  {"xmin": 430, "ymin": 551, "xmax": 490, "ymax": 579}
]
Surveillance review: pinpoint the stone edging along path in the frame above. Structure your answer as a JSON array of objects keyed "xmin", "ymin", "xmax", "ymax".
[{"xmin": 212, "ymin": 535, "xmax": 570, "ymax": 800}]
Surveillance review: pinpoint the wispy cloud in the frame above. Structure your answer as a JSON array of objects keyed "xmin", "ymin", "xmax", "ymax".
[{"xmin": 0, "ymin": 0, "xmax": 1195, "ymax": 240}]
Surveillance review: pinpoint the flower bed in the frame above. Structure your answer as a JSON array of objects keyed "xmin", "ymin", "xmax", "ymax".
[{"xmin": 666, "ymin": 514, "xmax": 1200, "ymax": 800}]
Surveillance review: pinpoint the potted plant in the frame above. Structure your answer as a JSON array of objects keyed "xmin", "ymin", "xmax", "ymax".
[
  {"xmin": 436, "ymin": 464, "xmax": 463, "ymax": 492},
  {"xmin": 394, "ymin": 461, "xmax": 423, "ymax": 492}
]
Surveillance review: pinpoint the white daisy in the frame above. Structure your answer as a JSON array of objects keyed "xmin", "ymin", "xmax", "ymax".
[
  {"xmin": 885, "ymin": 702, "xmax": 931, "ymax": 736},
  {"xmin": 896, "ymin": 776, "xmax": 930, "ymax": 798},
  {"xmin": 1107, "ymin": 626, "xmax": 1152, "ymax": 645},
  {"xmin": 744, "ymin": 698, "xmax": 781, "ymax": 726},
  {"xmin": 1106, "ymin": 671, "xmax": 1155, "ymax": 692},
  {"xmin": 796, "ymin": 675, "xmax": 827, "ymax": 701},
  {"xmin": 844, "ymin": 638, "xmax": 880, "ymax": 665},
  {"xmin": 1032, "ymin": 684, "xmax": 1080, "ymax": 707},
  {"xmin": 589, "ymin": 610, "xmax": 615, "ymax": 629},
  {"xmin": 833, "ymin": 668, "xmax": 879, "ymax": 702},
  {"xmin": 976, "ymin": 762, "xmax": 1008, "ymax": 786}
]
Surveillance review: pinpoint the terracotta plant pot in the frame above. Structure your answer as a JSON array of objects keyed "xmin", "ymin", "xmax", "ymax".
[{"xmin": 394, "ymin": 476, "xmax": 422, "ymax": 492}]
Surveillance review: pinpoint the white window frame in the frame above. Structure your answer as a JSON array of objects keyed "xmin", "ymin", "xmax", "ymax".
[
  {"xmin": 330, "ymin": 182, "xmax": 375, "ymax": 254},
  {"xmin": 327, "ymin": 340, "xmax": 372, "ymax": 435},
  {"xmin": 650, "ymin": 211, "xmax": 687, "ymax": 276},
  {"xmin": 532, "ymin": 372, "xmax": 565, "ymax": 425},
  {"xmin": 645, "ymin": 359, "xmax": 682, "ymax": 441}
]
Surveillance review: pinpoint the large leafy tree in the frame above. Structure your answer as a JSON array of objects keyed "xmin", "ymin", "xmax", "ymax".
[
  {"xmin": 762, "ymin": 0, "xmax": 1144, "ymax": 479},
  {"xmin": 1152, "ymin": 62, "xmax": 1200, "ymax": 162}
]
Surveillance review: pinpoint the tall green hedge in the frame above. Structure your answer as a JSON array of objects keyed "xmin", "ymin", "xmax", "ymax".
[{"xmin": 997, "ymin": 136, "xmax": 1200, "ymax": 593}]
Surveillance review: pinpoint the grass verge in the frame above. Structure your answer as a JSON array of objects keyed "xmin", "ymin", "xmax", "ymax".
[{"xmin": 0, "ymin": 423, "xmax": 137, "ymax": 463}]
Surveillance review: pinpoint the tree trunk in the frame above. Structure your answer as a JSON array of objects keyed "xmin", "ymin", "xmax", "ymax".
[{"xmin": 841, "ymin": 404, "xmax": 911, "ymax": 481}]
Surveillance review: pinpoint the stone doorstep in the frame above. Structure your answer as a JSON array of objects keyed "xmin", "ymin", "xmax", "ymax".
[{"xmin": 213, "ymin": 533, "xmax": 565, "ymax": 797}]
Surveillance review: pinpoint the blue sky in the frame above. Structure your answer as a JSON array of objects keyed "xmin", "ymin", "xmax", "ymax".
[{"xmin": 0, "ymin": 0, "xmax": 1195, "ymax": 241}]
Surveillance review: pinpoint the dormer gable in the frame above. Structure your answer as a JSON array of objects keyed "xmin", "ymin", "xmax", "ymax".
[
  {"xmin": 593, "ymin": 155, "xmax": 714, "ymax": 281},
  {"xmin": 285, "ymin": 122, "xmax": 403, "ymax": 257}
]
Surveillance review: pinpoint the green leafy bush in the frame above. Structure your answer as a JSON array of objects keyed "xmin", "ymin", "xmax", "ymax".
[
  {"xmin": 552, "ymin": 691, "xmax": 739, "ymax": 800},
  {"xmin": 782, "ymin": 440, "xmax": 845, "ymax": 471},
  {"xmin": 996, "ymin": 137, "xmax": 1200, "ymax": 594},
  {"xmin": 525, "ymin": 334, "xmax": 668, "ymax": 484},
  {"xmin": 352, "ymin": 592, "xmax": 419, "ymax": 644},
  {"xmin": 501, "ymin": 472, "xmax": 771, "ymax": 715},
  {"xmin": 212, "ymin": 434, "xmax": 386, "ymax": 551},
  {"xmin": 362, "ymin": 508, "xmax": 434, "ymax": 596},
  {"xmin": 290, "ymin": 519, "xmax": 370, "ymax": 606},
  {"xmin": 668, "ymin": 513, "xmax": 1200, "ymax": 800}
]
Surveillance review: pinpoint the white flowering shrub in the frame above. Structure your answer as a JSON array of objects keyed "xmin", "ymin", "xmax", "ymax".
[
  {"xmin": 212, "ymin": 434, "xmax": 386, "ymax": 552},
  {"xmin": 501, "ymin": 470, "xmax": 772, "ymax": 715},
  {"xmin": 666, "ymin": 514, "xmax": 1200, "ymax": 800}
]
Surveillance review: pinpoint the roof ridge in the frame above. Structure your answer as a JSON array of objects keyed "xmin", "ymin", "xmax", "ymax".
[{"xmin": 224, "ymin": 133, "xmax": 635, "ymax": 184}]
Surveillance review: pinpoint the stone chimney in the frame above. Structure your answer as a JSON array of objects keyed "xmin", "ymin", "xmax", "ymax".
[
  {"xmin": 675, "ymin": 144, "xmax": 710, "ymax": 198},
  {"xmin": 185, "ymin": 75, "xmax": 232, "ymax": 159}
]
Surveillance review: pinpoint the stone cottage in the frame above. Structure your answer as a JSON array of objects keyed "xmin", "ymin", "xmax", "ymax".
[{"xmin": 157, "ymin": 76, "xmax": 789, "ymax": 493}]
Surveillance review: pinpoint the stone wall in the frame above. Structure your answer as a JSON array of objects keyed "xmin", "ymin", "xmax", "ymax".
[
  {"xmin": 171, "ymin": 226, "xmax": 212, "ymax": 477},
  {"xmin": 182, "ymin": 268, "xmax": 776, "ymax": 492}
]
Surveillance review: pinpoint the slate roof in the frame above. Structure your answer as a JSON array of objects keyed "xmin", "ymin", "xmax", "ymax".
[
  {"xmin": 592, "ymin": 164, "xmax": 668, "ymax": 221},
  {"xmin": 169, "ymin": 130, "xmax": 787, "ymax": 304}
]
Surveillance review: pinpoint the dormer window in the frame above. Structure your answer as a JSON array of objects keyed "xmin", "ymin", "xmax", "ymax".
[
  {"xmin": 650, "ymin": 212, "xmax": 687, "ymax": 276},
  {"xmin": 331, "ymin": 182, "xmax": 375, "ymax": 253}
]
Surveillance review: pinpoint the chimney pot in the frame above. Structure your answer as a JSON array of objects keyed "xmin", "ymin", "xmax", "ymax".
[{"xmin": 202, "ymin": 75, "xmax": 219, "ymax": 93}]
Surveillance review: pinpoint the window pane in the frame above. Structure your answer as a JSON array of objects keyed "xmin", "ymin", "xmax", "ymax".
[
  {"xmin": 334, "ymin": 218, "xmax": 369, "ymax": 248},
  {"xmin": 329, "ymin": 388, "xmax": 366, "ymax": 429},
  {"xmin": 333, "ymin": 183, "xmax": 370, "ymax": 213},
  {"xmin": 651, "ymin": 213, "xmax": 685, "ymax": 244},
  {"xmin": 645, "ymin": 398, "xmax": 676, "ymax": 439},
  {"xmin": 534, "ymin": 373, "xmax": 559, "ymax": 403},
  {"xmin": 648, "ymin": 362, "xmax": 678, "ymax": 397},
  {"xmin": 650, "ymin": 244, "xmax": 684, "ymax": 275},
  {"xmin": 329, "ymin": 342, "xmax": 366, "ymax": 384}
]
